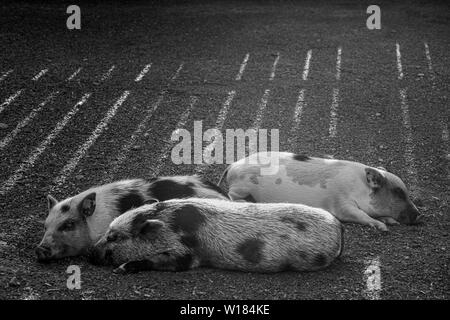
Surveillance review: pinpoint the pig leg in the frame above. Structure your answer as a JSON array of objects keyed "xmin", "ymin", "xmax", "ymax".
[
  {"xmin": 377, "ymin": 217, "xmax": 400, "ymax": 225},
  {"xmin": 339, "ymin": 204, "xmax": 388, "ymax": 231}
]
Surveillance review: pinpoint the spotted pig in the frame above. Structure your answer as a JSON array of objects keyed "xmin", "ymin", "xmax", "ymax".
[
  {"xmin": 36, "ymin": 176, "xmax": 228, "ymax": 262},
  {"xmin": 91, "ymin": 198, "xmax": 343, "ymax": 273},
  {"xmin": 220, "ymin": 152, "xmax": 421, "ymax": 231}
]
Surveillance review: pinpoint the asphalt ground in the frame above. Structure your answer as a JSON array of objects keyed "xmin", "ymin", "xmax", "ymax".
[{"xmin": 0, "ymin": 0, "xmax": 448, "ymax": 299}]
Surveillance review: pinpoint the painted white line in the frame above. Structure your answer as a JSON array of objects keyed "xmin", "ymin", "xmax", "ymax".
[
  {"xmin": 104, "ymin": 64, "xmax": 183, "ymax": 182},
  {"xmin": 215, "ymin": 90, "xmax": 236, "ymax": 129},
  {"xmin": 328, "ymin": 47, "xmax": 342, "ymax": 137},
  {"xmin": 235, "ymin": 53, "xmax": 250, "ymax": 81},
  {"xmin": 252, "ymin": 89, "xmax": 270, "ymax": 129},
  {"xmin": 135, "ymin": 64, "xmax": 152, "ymax": 82},
  {"xmin": 293, "ymin": 89, "xmax": 306, "ymax": 126},
  {"xmin": 32, "ymin": 69, "xmax": 48, "ymax": 81},
  {"xmin": 0, "ymin": 69, "xmax": 13, "ymax": 82},
  {"xmin": 399, "ymin": 88, "xmax": 418, "ymax": 183},
  {"xmin": 396, "ymin": 43, "xmax": 404, "ymax": 80},
  {"xmin": 363, "ymin": 257, "xmax": 381, "ymax": 300},
  {"xmin": 329, "ymin": 88, "xmax": 339, "ymax": 138},
  {"xmin": 52, "ymin": 91, "xmax": 130, "ymax": 189},
  {"xmin": 0, "ymin": 90, "xmax": 23, "ymax": 114},
  {"xmin": 154, "ymin": 96, "xmax": 198, "ymax": 175},
  {"xmin": 336, "ymin": 46, "xmax": 342, "ymax": 81},
  {"xmin": 423, "ymin": 42, "xmax": 435, "ymax": 82},
  {"xmin": 269, "ymin": 52, "xmax": 280, "ymax": 81},
  {"xmin": 100, "ymin": 65, "xmax": 115, "ymax": 82},
  {"xmin": 0, "ymin": 91, "xmax": 59, "ymax": 150},
  {"xmin": 0, "ymin": 93, "xmax": 91, "ymax": 196},
  {"xmin": 67, "ymin": 67, "xmax": 82, "ymax": 81},
  {"xmin": 302, "ymin": 50, "xmax": 312, "ymax": 81}
]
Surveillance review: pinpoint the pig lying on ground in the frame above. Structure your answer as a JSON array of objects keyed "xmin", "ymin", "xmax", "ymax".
[
  {"xmin": 91, "ymin": 198, "xmax": 343, "ymax": 273},
  {"xmin": 219, "ymin": 152, "xmax": 421, "ymax": 231},
  {"xmin": 36, "ymin": 176, "xmax": 228, "ymax": 262}
]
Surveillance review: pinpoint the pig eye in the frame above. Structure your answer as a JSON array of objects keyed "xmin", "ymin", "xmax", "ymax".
[
  {"xmin": 59, "ymin": 220, "xmax": 76, "ymax": 232},
  {"xmin": 107, "ymin": 233, "xmax": 118, "ymax": 242}
]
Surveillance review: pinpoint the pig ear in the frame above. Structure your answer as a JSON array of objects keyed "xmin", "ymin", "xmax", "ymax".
[
  {"xmin": 143, "ymin": 198, "xmax": 159, "ymax": 205},
  {"xmin": 79, "ymin": 192, "xmax": 96, "ymax": 217},
  {"xmin": 377, "ymin": 166, "xmax": 387, "ymax": 172},
  {"xmin": 47, "ymin": 195, "xmax": 58, "ymax": 210},
  {"xmin": 365, "ymin": 167, "xmax": 386, "ymax": 189},
  {"xmin": 140, "ymin": 219, "xmax": 165, "ymax": 238}
]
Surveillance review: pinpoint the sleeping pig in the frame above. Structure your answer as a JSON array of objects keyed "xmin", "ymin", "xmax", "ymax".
[
  {"xmin": 36, "ymin": 175, "xmax": 228, "ymax": 262},
  {"xmin": 90, "ymin": 198, "xmax": 343, "ymax": 273},
  {"xmin": 219, "ymin": 152, "xmax": 421, "ymax": 231}
]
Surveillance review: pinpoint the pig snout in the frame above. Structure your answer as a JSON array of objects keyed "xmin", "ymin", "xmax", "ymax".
[
  {"xmin": 88, "ymin": 240, "xmax": 113, "ymax": 266},
  {"xmin": 398, "ymin": 204, "xmax": 422, "ymax": 225},
  {"xmin": 35, "ymin": 245, "xmax": 53, "ymax": 263}
]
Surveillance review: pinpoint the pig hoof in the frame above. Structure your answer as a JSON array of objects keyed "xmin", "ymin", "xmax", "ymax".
[{"xmin": 376, "ymin": 223, "xmax": 388, "ymax": 232}]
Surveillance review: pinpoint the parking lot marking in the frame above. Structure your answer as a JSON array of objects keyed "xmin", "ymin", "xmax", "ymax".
[
  {"xmin": 269, "ymin": 52, "xmax": 280, "ymax": 81},
  {"xmin": 0, "ymin": 69, "xmax": 13, "ymax": 82},
  {"xmin": 329, "ymin": 47, "xmax": 342, "ymax": 138},
  {"xmin": 396, "ymin": 43, "xmax": 404, "ymax": 80},
  {"xmin": 423, "ymin": 42, "xmax": 435, "ymax": 82},
  {"xmin": 396, "ymin": 43, "xmax": 418, "ymax": 186},
  {"xmin": 32, "ymin": 68, "xmax": 48, "ymax": 81},
  {"xmin": 363, "ymin": 257, "xmax": 382, "ymax": 300},
  {"xmin": 0, "ymin": 89, "xmax": 23, "ymax": 114},
  {"xmin": 290, "ymin": 50, "xmax": 313, "ymax": 141},
  {"xmin": 154, "ymin": 96, "xmax": 198, "ymax": 175},
  {"xmin": 235, "ymin": 53, "xmax": 249, "ymax": 81},
  {"xmin": 302, "ymin": 50, "xmax": 312, "ymax": 81},
  {"xmin": 67, "ymin": 67, "xmax": 82, "ymax": 81},
  {"xmin": 329, "ymin": 88, "xmax": 340, "ymax": 138},
  {"xmin": 0, "ymin": 91, "xmax": 59, "ymax": 150},
  {"xmin": 100, "ymin": 65, "xmax": 116, "ymax": 82},
  {"xmin": 52, "ymin": 91, "xmax": 131, "ymax": 190},
  {"xmin": 0, "ymin": 93, "xmax": 91, "ymax": 196},
  {"xmin": 252, "ymin": 88, "xmax": 270, "ymax": 129},
  {"xmin": 135, "ymin": 64, "xmax": 152, "ymax": 82},
  {"xmin": 399, "ymin": 88, "xmax": 418, "ymax": 184},
  {"xmin": 336, "ymin": 46, "xmax": 342, "ymax": 81},
  {"xmin": 104, "ymin": 64, "xmax": 184, "ymax": 182}
]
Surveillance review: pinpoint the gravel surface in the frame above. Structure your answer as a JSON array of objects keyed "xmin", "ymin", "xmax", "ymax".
[{"xmin": 0, "ymin": 0, "xmax": 448, "ymax": 300}]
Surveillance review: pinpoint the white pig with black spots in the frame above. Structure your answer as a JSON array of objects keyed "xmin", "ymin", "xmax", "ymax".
[
  {"xmin": 90, "ymin": 198, "xmax": 343, "ymax": 273},
  {"xmin": 36, "ymin": 176, "xmax": 228, "ymax": 262},
  {"xmin": 220, "ymin": 152, "xmax": 421, "ymax": 231}
]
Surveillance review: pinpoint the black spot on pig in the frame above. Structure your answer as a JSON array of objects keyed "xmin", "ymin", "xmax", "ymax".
[
  {"xmin": 117, "ymin": 191, "xmax": 144, "ymax": 214},
  {"xmin": 243, "ymin": 194, "xmax": 256, "ymax": 203},
  {"xmin": 198, "ymin": 177, "xmax": 228, "ymax": 198},
  {"xmin": 61, "ymin": 204, "xmax": 70, "ymax": 213},
  {"xmin": 313, "ymin": 253, "xmax": 327, "ymax": 268},
  {"xmin": 181, "ymin": 234, "xmax": 200, "ymax": 249},
  {"xmin": 280, "ymin": 262, "xmax": 293, "ymax": 272},
  {"xmin": 236, "ymin": 238, "xmax": 264, "ymax": 264},
  {"xmin": 275, "ymin": 178, "xmax": 282, "ymax": 184},
  {"xmin": 174, "ymin": 254, "xmax": 193, "ymax": 271},
  {"xmin": 280, "ymin": 216, "xmax": 308, "ymax": 231},
  {"xmin": 293, "ymin": 154, "xmax": 311, "ymax": 162},
  {"xmin": 148, "ymin": 179, "xmax": 195, "ymax": 201},
  {"xmin": 171, "ymin": 205, "xmax": 206, "ymax": 234}
]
